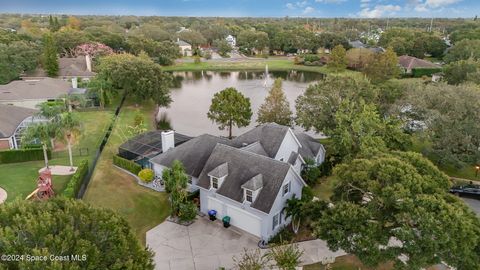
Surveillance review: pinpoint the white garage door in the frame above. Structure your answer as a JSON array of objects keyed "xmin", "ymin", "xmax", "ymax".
[{"xmin": 207, "ymin": 197, "xmax": 262, "ymax": 237}]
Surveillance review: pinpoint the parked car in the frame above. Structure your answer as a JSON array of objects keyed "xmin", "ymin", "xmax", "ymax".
[{"xmin": 449, "ymin": 183, "xmax": 480, "ymax": 199}]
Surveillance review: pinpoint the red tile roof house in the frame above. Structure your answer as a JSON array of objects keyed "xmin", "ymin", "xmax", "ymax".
[{"xmin": 398, "ymin": 55, "xmax": 442, "ymax": 76}]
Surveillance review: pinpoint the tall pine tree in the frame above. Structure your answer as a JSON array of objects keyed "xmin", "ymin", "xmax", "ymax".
[
  {"xmin": 42, "ymin": 33, "xmax": 59, "ymax": 77},
  {"xmin": 257, "ymin": 78, "xmax": 293, "ymax": 126}
]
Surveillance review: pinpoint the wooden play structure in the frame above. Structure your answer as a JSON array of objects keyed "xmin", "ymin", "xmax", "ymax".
[{"xmin": 26, "ymin": 169, "xmax": 55, "ymax": 200}]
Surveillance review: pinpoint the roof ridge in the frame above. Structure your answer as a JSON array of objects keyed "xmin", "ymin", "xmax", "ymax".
[{"xmin": 214, "ymin": 143, "xmax": 290, "ymax": 167}]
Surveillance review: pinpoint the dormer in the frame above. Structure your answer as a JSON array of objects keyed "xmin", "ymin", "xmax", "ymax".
[
  {"xmin": 208, "ymin": 162, "xmax": 228, "ymax": 190},
  {"xmin": 241, "ymin": 174, "xmax": 263, "ymax": 204}
]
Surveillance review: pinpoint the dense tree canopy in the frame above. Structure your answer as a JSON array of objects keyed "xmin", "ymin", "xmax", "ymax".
[
  {"xmin": 0, "ymin": 198, "xmax": 154, "ymax": 269},
  {"xmin": 41, "ymin": 33, "xmax": 59, "ymax": 77},
  {"xmin": 363, "ymin": 47, "xmax": 400, "ymax": 83},
  {"xmin": 295, "ymin": 76, "xmax": 378, "ymax": 134},
  {"xmin": 0, "ymin": 39, "xmax": 39, "ymax": 84},
  {"xmin": 237, "ymin": 30, "xmax": 269, "ymax": 55},
  {"xmin": 127, "ymin": 37, "xmax": 180, "ymax": 65},
  {"xmin": 96, "ymin": 53, "xmax": 172, "ymax": 106},
  {"xmin": 397, "ymin": 83, "xmax": 480, "ymax": 166},
  {"xmin": 316, "ymin": 151, "xmax": 480, "ymax": 270},
  {"xmin": 444, "ymin": 39, "xmax": 480, "ymax": 63}
]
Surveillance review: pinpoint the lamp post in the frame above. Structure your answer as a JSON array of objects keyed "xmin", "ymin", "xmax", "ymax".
[{"xmin": 475, "ymin": 165, "xmax": 480, "ymax": 178}]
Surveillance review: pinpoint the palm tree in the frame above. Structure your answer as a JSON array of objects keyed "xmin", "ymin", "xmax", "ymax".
[
  {"xmin": 58, "ymin": 112, "xmax": 81, "ymax": 171},
  {"xmin": 22, "ymin": 123, "xmax": 54, "ymax": 169}
]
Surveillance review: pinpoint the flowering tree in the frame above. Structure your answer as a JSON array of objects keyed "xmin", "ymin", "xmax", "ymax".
[{"xmin": 74, "ymin": 42, "xmax": 113, "ymax": 58}]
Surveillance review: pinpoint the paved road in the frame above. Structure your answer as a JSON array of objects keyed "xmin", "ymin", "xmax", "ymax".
[{"xmin": 462, "ymin": 198, "xmax": 480, "ymax": 216}]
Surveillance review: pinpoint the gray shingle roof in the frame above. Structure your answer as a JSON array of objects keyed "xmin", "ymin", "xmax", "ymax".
[
  {"xmin": 176, "ymin": 40, "xmax": 191, "ymax": 47},
  {"xmin": 25, "ymin": 56, "xmax": 96, "ymax": 78},
  {"xmin": 150, "ymin": 134, "xmax": 239, "ymax": 178},
  {"xmin": 0, "ymin": 104, "xmax": 37, "ymax": 138},
  {"xmin": 0, "ymin": 78, "xmax": 70, "ymax": 101},
  {"xmin": 241, "ymin": 141, "xmax": 268, "ymax": 157},
  {"xmin": 208, "ymin": 162, "xmax": 229, "ymax": 178},
  {"xmin": 241, "ymin": 174, "xmax": 263, "ymax": 191},
  {"xmin": 294, "ymin": 131, "xmax": 322, "ymax": 161},
  {"xmin": 233, "ymin": 123, "xmax": 289, "ymax": 158},
  {"xmin": 197, "ymin": 144, "xmax": 291, "ymax": 214}
]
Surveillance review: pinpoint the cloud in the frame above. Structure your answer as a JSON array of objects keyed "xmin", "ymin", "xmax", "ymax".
[
  {"xmin": 409, "ymin": 0, "xmax": 462, "ymax": 12},
  {"xmin": 314, "ymin": 0, "xmax": 346, "ymax": 3},
  {"xmin": 286, "ymin": 1, "xmax": 309, "ymax": 10},
  {"xmin": 303, "ymin": 6, "xmax": 315, "ymax": 14},
  {"xmin": 358, "ymin": 4, "xmax": 401, "ymax": 18}
]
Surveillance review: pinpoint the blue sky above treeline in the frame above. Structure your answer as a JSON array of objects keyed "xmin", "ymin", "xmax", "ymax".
[{"xmin": 0, "ymin": 0, "xmax": 478, "ymax": 18}]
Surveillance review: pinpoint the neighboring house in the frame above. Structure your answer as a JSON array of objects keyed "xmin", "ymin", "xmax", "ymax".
[
  {"xmin": 176, "ymin": 39, "xmax": 192, "ymax": 56},
  {"xmin": 22, "ymin": 55, "xmax": 95, "ymax": 80},
  {"xmin": 226, "ymin": 34, "xmax": 236, "ymax": 47},
  {"xmin": 398, "ymin": 55, "xmax": 442, "ymax": 75},
  {"xmin": 0, "ymin": 104, "xmax": 45, "ymax": 149},
  {"xmin": 0, "ymin": 78, "xmax": 71, "ymax": 109},
  {"xmin": 148, "ymin": 123, "xmax": 325, "ymax": 241}
]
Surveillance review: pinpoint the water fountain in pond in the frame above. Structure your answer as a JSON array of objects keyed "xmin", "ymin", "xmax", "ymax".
[{"xmin": 264, "ymin": 64, "xmax": 269, "ymax": 88}]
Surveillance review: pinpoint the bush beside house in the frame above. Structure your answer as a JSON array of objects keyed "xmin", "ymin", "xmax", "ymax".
[
  {"xmin": 0, "ymin": 148, "xmax": 51, "ymax": 164},
  {"xmin": 62, "ymin": 159, "xmax": 88, "ymax": 198},
  {"xmin": 138, "ymin": 168, "xmax": 154, "ymax": 183},
  {"xmin": 113, "ymin": 155, "xmax": 141, "ymax": 175}
]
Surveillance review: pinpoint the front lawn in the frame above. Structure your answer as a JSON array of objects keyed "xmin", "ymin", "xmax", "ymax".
[{"xmin": 83, "ymin": 100, "xmax": 170, "ymax": 245}]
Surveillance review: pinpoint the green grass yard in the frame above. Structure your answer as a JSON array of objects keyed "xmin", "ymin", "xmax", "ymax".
[
  {"xmin": 83, "ymin": 100, "xmax": 170, "ymax": 245},
  {"xmin": 164, "ymin": 58, "xmax": 359, "ymax": 77},
  {"xmin": 0, "ymin": 110, "xmax": 113, "ymax": 202}
]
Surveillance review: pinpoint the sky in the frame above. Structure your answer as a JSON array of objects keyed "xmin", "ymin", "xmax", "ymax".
[{"xmin": 0, "ymin": 0, "xmax": 478, "ymax": 18}]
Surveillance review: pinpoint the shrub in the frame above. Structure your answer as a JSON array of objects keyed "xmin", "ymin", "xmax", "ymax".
[
  {"xmin": 267, "ymin": 243, "xmax": 304, "ymax": 270},
  {"xmin": 268, "ymin": 226, "xmax": 294, "ymax": 245},
  {"xmin": 178, "ymin": 201, "xmax": 197, "ymax": 222},
  {"xmin": 113, "ymin": 155, "xmax": 141, "ymax": 175},
  {"xmin": 411, "ymin": 68, "xmax": 442, "ymax": 78},
  {"xmin": 138, "ymin": 168, "xmax": 154, "ymax": 183},
  {"xmin": 194, "ymin": 55, "xmax": 201, "ymax": 64},
  {"xmin": 62, "ymin": 159, "xmax": 89, "ymax": 198},
  {"xmin": 203, "ymin": 51, "xmax": 212, "ymax": 60},
  {"xmin": 0, "ymin": 148, "xmax": 51, "ymax": 164},
  {"xmin": 303, "ymin": 54, "xmax": 320, "ymax": 62},
  {"xmin": 233, "ymin": 249, "xmax": 269, "ymax": 270}
]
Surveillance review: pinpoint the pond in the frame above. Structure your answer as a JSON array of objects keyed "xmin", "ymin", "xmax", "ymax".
[{"xmin": 159, "ymin": 70, "xmax": 324, "ymax": 137}]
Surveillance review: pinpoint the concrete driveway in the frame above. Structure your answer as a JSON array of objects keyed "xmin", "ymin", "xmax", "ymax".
[
  {"xmin": 147, "ymin": 217, "xmax": 345, "ymax": 270},
  {"xmin": 147, "ymin": 217, "xmax": 259, "ymax": 270}
]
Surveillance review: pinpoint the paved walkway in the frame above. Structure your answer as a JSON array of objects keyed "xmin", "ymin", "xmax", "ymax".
[
  {"xmin": 146, "ymin": 217, "xmax": 345, "ymax": 270},
  {"xmin": 0, "ymin": 187, "xmax": 7, "ymax": 204},
  {"xmin": 39, "ymin": 165, "xmax": 77, "ymax": 175}
]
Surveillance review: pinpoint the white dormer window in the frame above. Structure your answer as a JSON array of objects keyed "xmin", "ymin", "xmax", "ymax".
[
  {"xmin": 211, "ymin": 177, "xmax": 219, "ymax": 189},
  {"xmin": 245, "ymin": 189, "xmax": 253, "ymax": 203},
  {"xmin": 282, "ymin": 182, "xmax": 291, "ymax": 196}
]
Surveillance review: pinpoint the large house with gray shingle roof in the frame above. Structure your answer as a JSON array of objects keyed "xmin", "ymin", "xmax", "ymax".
[
  {"xmin": 149, "ymin": 123, "xmax": 325, "ymax": 241},
  {"xmin": 0, "ymin": 104, "xmax": 46, "ymax": 150}
]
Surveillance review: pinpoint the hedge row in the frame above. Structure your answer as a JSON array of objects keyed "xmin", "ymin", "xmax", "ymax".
[
  {"xmin": 62, "ymin": 159, "xmax": 89, "ymax": 198},
  {"xmin": 0, "ymin": 148, "xmax": 51, "ymax": 164},
  {"xmin": 113, "ymin": 155, "xmax": 141, "ymax": 175},
  {"xmin": 411, "ymin": 68, "xmax": 442, "ymax": 78}
]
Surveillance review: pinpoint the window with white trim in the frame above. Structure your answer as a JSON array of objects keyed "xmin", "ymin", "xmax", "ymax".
[
  {"xmin": 211, "ymin": 177, "xmax": 218, "ymax": 189},
  {"xmin": 245, "ymin": 189, "xmax": 253, "ymax": 203},
  {"xmin": 272, "ymin": 213, "xmax": 280, "ymax": 230},
  {"xmin": 282, "ymin": 182, "xmax": 290, "ymax": 196}
]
